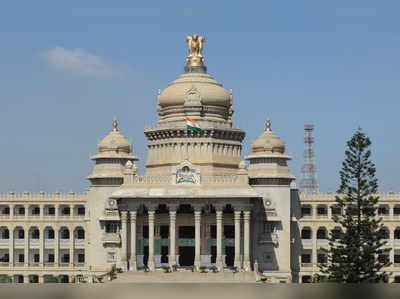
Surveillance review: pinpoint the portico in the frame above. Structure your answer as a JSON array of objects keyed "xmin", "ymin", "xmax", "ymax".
[{"xmin": 116, "ymin": 200, "xmax": 254, "ymax": 272}]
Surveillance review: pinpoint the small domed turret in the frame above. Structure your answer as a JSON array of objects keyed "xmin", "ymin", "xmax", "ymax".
[
  {"xmin": 98, "ymin": 118, "xmax": 132, "ymax": 154},
  {"xmin": 88, "ymin": 118, "xmax": 138, "ymax": 185},
  {"xmin": 246, "ymin": 117, "xmax": 294, "ymax": 182},
  {"xmin": 251, "ymin": 118, "xmax": 285, "ymax": 155}
]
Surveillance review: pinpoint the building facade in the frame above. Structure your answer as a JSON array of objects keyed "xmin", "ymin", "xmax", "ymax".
[{"xmin": 0, "ymin": 35, "xmax": 399, "ymax": 283}]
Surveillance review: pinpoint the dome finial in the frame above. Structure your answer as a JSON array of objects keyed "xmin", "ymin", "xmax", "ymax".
[
  {"xmin": 184, "ymin": 34, "xmax": 207, "ymax": 73},
  {"xmin": 113, "ymin": 117, "xmax": 119, "ymax": 132},
  {"xmin": 265, "ymin": 117, "xmax": 272, "ymax": 132}
]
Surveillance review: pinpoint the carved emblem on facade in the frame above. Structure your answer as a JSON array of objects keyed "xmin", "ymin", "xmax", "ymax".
[
  {"xmin": 172, "ymin": 160, "xmax": 200, "ymax": 184},
  {"xmin": 184, "ymin": 85, "xmax": 202, "ymax": 107}
]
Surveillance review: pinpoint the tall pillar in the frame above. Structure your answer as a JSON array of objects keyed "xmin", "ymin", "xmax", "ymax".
[
  {"xmin": 24, "ymin": 226, "xmax": 29, "ymax": 267},
  {"xmin": 234, "ymin": 210, "xmax": 241, "ymax": 269},
  {"xmin": 312, "ymin": 228, "xmax": 317, "ymax": 272},
  {"xmin": 9, "ymin": 226, "xmax": 14, "ymax": 267},
  {"xmin": 169, "ymin": 205, "xmax": 177, "ymax": 267},
  {"xmin": 55, "ymin": 226, "xmax": 59, "ymax": 266},
  {"xmin": 148, "ymin": 210, "xmax": 155, "ymax": 271},
  {"xmin": 39, "ymin": 226, "xmax": 44, "ymax": 266},
  {"xmin": 194, "ymin": 207, "xmax": 202, "ymax": 270},
  {"xmin": 216, "ymin": 208, "xmax": 223, "ymax": 270},
  {"xmin": 120, "ymin": 211, "xmax": 128, "ymax": 270},
  {"xmin": 70, "ymin": 227, "xmax": 74, "ymax": 267},
  {"xmin": 243, "ymin": 210, "xmax": 251, "ymax": 271},
  {"xmin": 129, "ymin": 210, "xmax": 137, "ymax": 271}
]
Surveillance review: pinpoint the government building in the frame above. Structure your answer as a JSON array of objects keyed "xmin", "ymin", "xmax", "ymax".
[{"xmin": 0, "ymin": 35, "xmax": 399, "ymax": 283}]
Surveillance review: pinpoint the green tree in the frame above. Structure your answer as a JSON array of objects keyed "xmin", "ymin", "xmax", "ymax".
[{"xmin": 319, "ymin": 129, "xmax": 390, "ymax": 283}]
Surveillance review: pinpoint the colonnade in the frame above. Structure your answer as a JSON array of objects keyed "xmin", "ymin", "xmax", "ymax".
[{"xmin": 119, "ymin": 204, "xmax": 252, "ymax": 271}]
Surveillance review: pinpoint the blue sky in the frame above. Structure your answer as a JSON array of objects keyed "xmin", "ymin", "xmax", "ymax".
[{"xmin": 0, "ymin": 1, "xmax": 399, "ymax": 193}]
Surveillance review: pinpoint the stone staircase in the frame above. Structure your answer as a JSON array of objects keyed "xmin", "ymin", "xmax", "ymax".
[{"xmin": 109, "ymin": 269, "xmax": 257, "ymax": 283}]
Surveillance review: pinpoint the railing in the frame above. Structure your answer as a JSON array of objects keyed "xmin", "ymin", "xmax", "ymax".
[
  {"xmin": 301, "ymin": 239, "xmax": 312, "ymax": 244},
  {"xmin": 15, "ymin": 239, "xmax": 24, "ymax": 244},
  {"xmin": 0, "ymin": 215, "xmax": 10, "ymax": 219},
  {"xmin": 101, "ymin": 233, "xmax": 120, "ymax": 243},
  {"xmin": 0, "ymin": 239, "xmax": 9, "ymax": 244},
  {"xmin": 30, "ymin": 239, "xmax": 40, "ymax": 244},
  {"xmin": 301, "ymin": 263, "xmax": 313, "ymax": 267},
  {"xmin": 44, "ymin": 262, "xmax": 55, "ymax": 267},
  {"xmin": 59, "ymin": 263, "xmax": 70, "ymax": 267}
]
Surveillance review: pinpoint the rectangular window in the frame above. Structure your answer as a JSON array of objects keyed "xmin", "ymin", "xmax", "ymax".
[
  {"xmin": 106, "ymin": 223, "xmax": 118, "ymax": 234},
  {"xmin": 19, "ymin": 254, "xmax": 24, "ymax": 263},
  {"xmin": 331, "ymin": 206, "xmax": 341, "ymax": 216},
  {"xmin": 48, "ymin": 254, "xmax": 54, "ymax": 263},
  {"xmin": 317, "ymin": 207, "xmax": 327, "ymax": 216},
  {"xmin": 301, "ymin": 206, "xmax": 312, "ymax": 217},
  {"xmin": 34, "ymin": 254, "xmax": 40, "ymax": 263},
  {"xmin": 301, "ymin": 254, "xmax": 311, "ymax": 263},
  {"xmin": 394, "ymin": 207, "xmax": 400, "ymax": 216},
  {"xmin": 78, "ymin": 254, "xmax": 85, "ymax": 263},
  {"xmin": 62, "ymin": 254, "xmax": 70, "ymax": 263},
  {"xmin": 317, "ymin": 254, "xmax": 327, "ymax": 264},
  {"xmin": 48, "ymin": 207, "xmax": 55, "ymax": 215},
  {"xmin": 77, "ymin": 207, "xmax": 85, "ymax": 216},
  {"xmin": 378, "ymin": 254, "xmax": 389, "ymax": 264},
  {"xmin": 378, "ymin": 206, "xmax": 389, "ymax": 215},
  {"xmin": 394, "ymin": 255, "xmax": 400, "ymax": 264},
  {"xmin": 18, "ymin": 230, "xmax": 24, "ymax": 239},
  {"xmin": 32, "ymin": 207, "xmax": 40, "ymax": 215}
]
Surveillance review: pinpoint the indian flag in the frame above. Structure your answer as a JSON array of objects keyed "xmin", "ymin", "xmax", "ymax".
[{"xmin": 186, "ymin": 116, "xmax": 202, "ymax": 133}]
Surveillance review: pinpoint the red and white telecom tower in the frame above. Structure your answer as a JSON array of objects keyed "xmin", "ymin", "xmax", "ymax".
[{"xmin": 300, "ymin": 125, "xmax": 319, "ymax": 193}]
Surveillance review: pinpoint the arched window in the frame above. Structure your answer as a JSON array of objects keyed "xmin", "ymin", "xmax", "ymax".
[
  {"xmin": 317, "ymin": 227, "xmax": 327, "ymax": 239},
  {"xmin": 60, "ymin": 228, "xmax": 70, "ymax": 239},
  {"xmin": 75, "ymin": 228, "xmax": 85, "ymax": 239},
  {"xmin": 301, "ymin": 227, "xmax": 312, "ymax": 239},
  {"xmin": 380, "ymin": 227, "xmax": 390, "ymax": 240},
  {"xmin": 394, "ymin": 228, "xmax": 400, "ymax": 240},
  {"xmin": 331, "ymin": 227, "xmax": 342, "ymax": 240}
]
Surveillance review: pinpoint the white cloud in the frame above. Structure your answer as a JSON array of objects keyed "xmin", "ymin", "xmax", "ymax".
[{"xmin": 41, "ymin": 47, "xmax": 123, "ymax": 78}]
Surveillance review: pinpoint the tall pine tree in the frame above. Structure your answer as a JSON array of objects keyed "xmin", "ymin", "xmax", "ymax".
[{"xmin": 319, "ymin": 129, "xmax": 390, "ymax": 283}]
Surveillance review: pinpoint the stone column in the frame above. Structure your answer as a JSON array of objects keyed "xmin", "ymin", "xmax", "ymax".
[
  {"xmin": 148, "ymin": 210, "xmax": 155, "ymax": 271},
  {"xmin": 243, "ymin": 211, "xmax": 251, "ymax": 271},
  {"xmin": 194, "ymin": 207, "xmax": 202, "ymax": 270},
  {"xmin": 24, "ymin": 204, "xmax": 29, "ymax": 220},
  {"xmin": 9, "ymin": 204, "xmax": 14, "ymax": 219},
  {"xmin": 216, "ymin": 208, "xmax": 223, "ymax": 270},
  {"xmin": 391, "ymin": 226, "xmax": 395, "ymax": 266},
  {"xmin": 312, "ymin": 228, "xmax": 317, "ymax": 271},
  {"xmin": 24, "ymin": 226, "xmax": 29, "ymax": 267},
  {"xmin": 9, "ymin": 226, "xmax": 14, "ymax": 267},
  {"xmin": 169, "ymin": 205, "xmax": 178, "ymax": 267},
  {"xmin": 234, "ymin": 210, "xmax": 241, "ymax": 269},
  {"xmin": 129, "ymin": 210, "xmax": 137, "ymax": 271},
  {"xmin": 120, "ymin": 211, "xmax": 128, "ymax": 270},
  {"xmin": 39, "ymin": 226, "xmax": 44, "ymax": 266},
  {"xmin": 40, "ymin": 204, "xmax": 44, "ymax": 220},
  {"xmin": 70, "ymin": 227, "xmax": 74, "ymax": 267},
  {"xmin": 70, "ymin": 205, "xmax": 74, "ymax": 218},
  {"xmin": 55, "ymin": 226, "xmax": 59, "ymax": 266}
]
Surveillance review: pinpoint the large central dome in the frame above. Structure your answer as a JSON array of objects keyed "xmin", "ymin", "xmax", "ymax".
[{"xmin": 157, "ymin": 34, "xmax": 233, "ymax": 124}]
